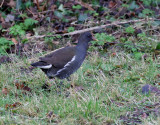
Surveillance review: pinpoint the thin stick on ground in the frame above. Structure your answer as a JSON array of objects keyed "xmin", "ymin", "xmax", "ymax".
[
  {"xmin": 27, "ymin": 18, "xmax": 159, "ymax": 39},
  {"xmin": 0, "ymin": 0, "xmax": 4, "ymax": 8}
]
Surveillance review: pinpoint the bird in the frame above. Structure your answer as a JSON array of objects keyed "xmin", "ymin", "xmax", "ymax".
[{"xmin": 31, "ymin": 32, "xmax": 96, "ymax": 79}]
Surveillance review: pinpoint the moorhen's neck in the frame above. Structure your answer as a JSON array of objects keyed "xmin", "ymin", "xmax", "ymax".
[
  {"xmin": 76, "ymin": 41, "xmax": 89, "ymax": 51},
  {"xmin": 76, "ymin": 37, "xmax": 90, "ymax": 50}
]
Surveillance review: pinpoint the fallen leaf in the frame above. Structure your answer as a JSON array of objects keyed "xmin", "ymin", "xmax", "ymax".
[
  {"xmin": 141, "ymin": 112, "xmax": 148, "ymax": 119},
  {"xmin": 115, "ymin": 65, "xmax": 123, "ymax": 68},
  {"xmin": 5, "ymin": 102, "xmax": 21, "ymax": 109},
  {"xmin": 74, "ymin": 85, "xmax": 84, "ymax": 92},
  {"xmin": 15, "ymin": 82, "xmax": 32, "ymax": 92},
  {"xmin": 75, "ymin": 0, "xmax": 94, "ymax": 11},
  {"xmin": 5, "ymin": 14, "xmax": 15, "ymax": 22},
  {"xmin": 11, "ymin": 38, "xmax": 18, "ymax": 45},
  {"xmin": 0, "ymin": 56, "xmax": 11, "ymax": 64},
  {"xmin": 142, "ymin": 84, "xmax": 160, "ymax": 95},
  {"xmin": 46, "ymin": 111, "xmax": 54, "ymax": 118},
  {"xmin": 2, "ymin": 88, "xmax": 9, "ymax": 95},
  {"xmin": 0, "ymin": 13, "xmax": 5, "ymax": 23},
  {"xmin": 7, "ymin": 0, "xmax": 16, "ymax": 7},
  {"xmin": 108, "ymin": 1, "xmax": 116, "ymax": 8}
]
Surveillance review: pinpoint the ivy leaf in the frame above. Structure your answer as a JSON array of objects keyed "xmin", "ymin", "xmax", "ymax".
[
  {"xmin": 156, "ymin": 43, "xmax": 160, "ymax": 50},
  {"xmin": 134, "ymin": 52, "xmax": 143, "ymax": 60},
  {"xmin": 78, "ymin": 13, "xmax": 88, "ymax": 22},
  {"xmin": 129, "ymin": 1, "xmax": 139, "ymax": 10},
  {"xmin": 54, "ymin": 11, "xmax": 63, "ymax": 19}
]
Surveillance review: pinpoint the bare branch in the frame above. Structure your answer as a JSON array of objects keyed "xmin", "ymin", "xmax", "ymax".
[
  {"xmin": 0, "ymin": 0, "xmax": 4, "ymax": 8},
  {"xmin": 27, "ymin": 18, "xmax": 159, "ymax": 39}
]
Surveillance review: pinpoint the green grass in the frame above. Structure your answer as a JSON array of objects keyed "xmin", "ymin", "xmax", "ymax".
[{"xmin": 0, "ymin": 50, "xmax": 160, "ymax": 124}]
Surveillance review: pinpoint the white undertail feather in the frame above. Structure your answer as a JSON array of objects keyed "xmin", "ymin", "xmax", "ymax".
[
  {"xmin": 55, "ymin": 56, "xmax": 76, "ymax": 75},
  {"xmin": 37, "ymin": 64, "xmax": 52, "ymax": 69}
]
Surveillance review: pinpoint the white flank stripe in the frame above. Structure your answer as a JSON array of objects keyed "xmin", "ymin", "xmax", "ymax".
[
  {"xmin": 55, "ymin": 56, "xmax": 76, "ymax": 75},
  {"xmin": 37, "ymin": 64, "xmax": 52, "ymax": 69}
]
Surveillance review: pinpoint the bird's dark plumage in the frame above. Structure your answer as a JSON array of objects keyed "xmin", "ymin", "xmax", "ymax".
[{"xmin": 31, "ymin": 32, "xmax": 95, "ymax": 79}]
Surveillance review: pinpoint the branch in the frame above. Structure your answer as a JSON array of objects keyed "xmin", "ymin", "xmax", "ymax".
[
  {"xmin": 27, "ymin": 18, "xmax": 158, "ymax": 39},
  {"xmin": 0, "ymin": 0, "xmax": 4, "ymax": 8}
]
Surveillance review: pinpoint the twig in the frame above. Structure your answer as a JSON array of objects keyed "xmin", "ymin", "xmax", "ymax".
[
  {"xmin": 0, "ymin": 0, "xmax": 4, "ymax": 8},
  {"xmin": 27, "ymin": 18, "xmax": 159, "ymax": 39},
  {"xmin": 27, "ymin": 8, "xmax": 35, "ymax": 16},
  {"xmin": 36, "ymin": 0, "xmax": 40, "ymax": 11},
  {"xmin": 38, "ymin": 10, "xmax": 53, "ymax": 14}
]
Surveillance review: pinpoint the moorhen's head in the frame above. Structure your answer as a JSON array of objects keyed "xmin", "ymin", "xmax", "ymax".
[{"xmin": 78, "ymin": 32, "xmax": 96, "ymax": 44}]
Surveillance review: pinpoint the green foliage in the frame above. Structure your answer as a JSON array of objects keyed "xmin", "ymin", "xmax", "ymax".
[
  {"xmin": 123, "ymin": 40, "xmax": 138, "ymax": 52},
  {"xmin": 133, "ymin": 52, "xmax": 144, "ymax": 60},
  {"xmin": 90, "ymin": 33, "xmax": 115, "ymax": 52},
  {"xmin": 9, "ymin": 18, "xmax": 38, "ymax": 37},
  {"xmin": 24, "ymin": 0, "xmax": 33, "ymax": 8},
  {"xmin": 122, "ymin": 4, "xmax": 129, "ymax": 8},
  {"xmin": 23, "ymin": 18, "xmax": 38, "ymax": 30},
  {"xmin": 44, "ymin": 34, "xmax": 62, "ymax": 48},
  {"xmin": 121, "ymin": 31, "xmax": 155, "ymax": 54},
  {"xmin": 138, "ymin": 32, "xmax": 147, "ymax": 39},
  {"xmin": 125, "ymin": 26, "xmax": 135, "ymax": 34},
  {"xmin": 142, "ymin": 9, "xmax": 154, "ymax": 15},
  {"xmin": 67, "ymin": 27, "xmax": 75, "ymax": 32},
  {"xmin": 72, "ymin": 5, "xmax": 82, "ymax": 9},
  {"xmin": 94, "ymin": 33, "xmax": 115, "ymax": 45},
  {"xmin": 16, "ymin": 0, "xmax": 33, "ymax": 10},
  {"xmin": 139, "ymin": 9, "xmax": 155, "ymax": 17},
  {"xmin": 156, "ymin": 43, "xmax": 160, "ymax": 50},
  {"xmin": 45, "ymin": 34, "xmax": 54, "ymax": 44},
  {"xmin": 129, "ymin": 1, "xmax": 139, "ymax": 10},
  {"xmin": 78, "ymin": 13, "xmax": 88, "ymax": 22},
  {"xmin": 54, "ymin": 4, "xmax": 67, "ymax": 20},
  {"xmin": 0, "ymin": 38, "xmax": 14, "ymax": 55},
  {"xmin": 9, "ymin": 25, "xmax": 25, "ymax": 36},
  {"xmin": 141, "ymin": 0, "xmax": 152, "ymax": 6}
]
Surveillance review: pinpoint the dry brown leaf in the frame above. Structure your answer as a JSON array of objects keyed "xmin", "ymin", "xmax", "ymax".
[
  {"xmin": 75, "ymin": 86, "xmax": 84, "ymax": 92},
  {"xmin": 75, "ymin": 0, "xmax": 94, "ymax": 11},
  {"xmin": 5, "ymin": 102, "xmax": 21, "ymax": 109},
  {"xmin": 7, "ymin": 0, "xmax": 16, "ymax": 7},
  {"xmin": 141, "ymin": 112, "xmax": 148, "ymax": 119},
  {"xmin": 2, "ymin": 88, "xmax": 9, "ymax": 95},
  {"xmin": 115, "ymin": 65, "xmax": 123, "ymax": 68},
  {"xmin": 11, "ymin": 38, "xmax": 18, "ymax": 45},
  {"xmin": 15, "ymin": 82, "xmax": 32, "ymax": 92},
  {"xmin": 46, "ymin": 111, "xmax": 55, "ymax": 118},
  {"xmin": 108, "ymin": 1, "xmax": 116, "ymax": 8},
  {"xmin": 0, "ymin": 13, "xmax": 5, "ymax": 23}
]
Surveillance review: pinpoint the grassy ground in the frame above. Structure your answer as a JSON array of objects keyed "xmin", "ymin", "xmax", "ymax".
[{"xmin": 0, "ymin": 47, "xmax": 160, "ymax": 124}]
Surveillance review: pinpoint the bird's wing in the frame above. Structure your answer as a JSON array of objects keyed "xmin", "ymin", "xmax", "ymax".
[{"xmin": 39, "ymin": 46, "xmax": 76, "ymax": 68}]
